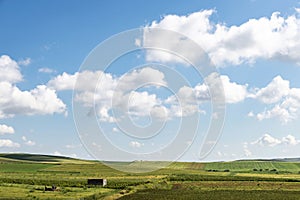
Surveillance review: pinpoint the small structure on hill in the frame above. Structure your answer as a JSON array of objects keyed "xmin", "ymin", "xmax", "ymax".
[
  {"xmin": 45, "ymin": 185, "xmax": 57, "ymax": 191},
  {"xmin": 87, "ymin": 178, "xmax": 107, "ymax": 187}
]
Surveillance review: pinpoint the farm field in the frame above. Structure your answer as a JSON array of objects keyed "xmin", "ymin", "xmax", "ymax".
[{"xmin": 0, "ymin": 154, "xmax": 300, "ymax": 199}]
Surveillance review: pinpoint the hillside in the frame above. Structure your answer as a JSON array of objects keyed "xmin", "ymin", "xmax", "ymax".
[
  {"xmin": 0, "ymin": 153, "xmax": 300, "ymax": 199},
  {"xmin": 0, "ymin": 153, "xmax": 91, "ymax": 164},
  {"xmin": 237, "ymin": 157, "xmax": 300, "ymax": 162},
  {"xmin": 0, "ymin": 153, "xmax": 300, "ymax": 173}
]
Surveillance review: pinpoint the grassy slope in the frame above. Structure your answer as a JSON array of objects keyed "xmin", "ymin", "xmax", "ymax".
[
  {"xmin": 118, "ymin": 189, "xmax": 300, "ymax": 200},
  {"xmin": 0, "ymin": 153, "xmax": 300, "ymax": 177},
  {"xmin": 204, "ymin": 161, "xmax": 300, "ymax": 173},
  {"xmin": 0, "ymin": 153, "xmax": 300, "ymax": 199},
  {"xmin": 0, "ymin": 153, "xmax": 91, "ymax": 164}
]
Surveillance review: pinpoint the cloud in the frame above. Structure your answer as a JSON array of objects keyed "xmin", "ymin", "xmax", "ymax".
[
  {"xmin": 0, "ymin": 124, "xmax": 15, "ymax": 135},
  {"xmin": 0, "ymin": 55, "xmax": 22, "ymax": 83},
  {"xmin": 116, "ymin": 67, "xmax": 167, "ymax": 92},
  {"xmin": 252, "ymin": 76, "xmax": 290, "ymax": 104},
  {"xmin": 18, "ymin": 58, "xmax": 31, "ymax": 66},
  {"xmin": 165, "ymin": 72, "xmax": 245, "ymax": 117},
  {"xmin": 0, "ymin": 55, "xmax": 66, "ymax": 118},
  {"xmin": 247, "ymin": 111, "xmax": 254, "ymax": 117},
  {"xmin": 0, "ymin": 82, "xmax": 66, "ymax": 118},
  {"xmin": 49, "ymin": 67, "xmax": 167, "ymax": 122},
  {"xmin": 144, "ymin": 10, "xmax": 215, "ymax": 65},
  {"xmin": 249, "ymin": 76, "xmax": 300, "ymax": 123},
  {"xmin": 47, "ymin": 72, "xmax": 78, "ymax": 91},
  {"xmin": 48, "ymin": 70, "xmax": 114, "ymax": 91},
  {"xmin": 144, "ymin": 10, "xmax": 300, "ymax": 66},
  {"xmin": 282, "ymin": 135, "xmax": 299, "ymax": 145},
  {"xmin": 49, "ymin": 67, "xmax": 247, "ymax": 121},
  {"xmin": 220, "ymin": 75, "xmax": 248, "ymax": 103},
  {"xmin": 38, "ymin": 67, "xmax": 56, "ymax": 74},
  {"xmin": 49, "ymin": 67, "xmax": 299, "ymax": 124},
  {"xmin": 244, "ymin": 148, "xmax": 252, "ymax": 157},
  {"xmin": 165, "ymin": 85, "xmax": 203, "ymax": 117},
  {"xmin": 129, "ymin": 141, "xmax": 144, "ymax": 148},
  {"xmin": 22, "ymin": 136, "xmax": 36, "ymax": 146},
  {"xmin": 243, "ymin": 143, "xmax": 252, "ymax": 157},
  {"xmin": 251, "ymin": 133, "xmax": 299, "ymax": 147},
  {"xmin": 135, "ymin": 38, "xmax": 141, "ymax": 47},
  {"xmin": 53, "ymin": 151, "xmax": 77, "ymax": 158},
  {"xmin": 53, "ymin": 151, "xmax": 62, "ymax": 156},
  {"xmin": 0, "ymin": 139, "xmax": 20, "ymax": 148},
  {"xmin": 0, "ymin": 56, "xmax": 66, "ymax": 117},
  {"xmin": 112, "ymin": 127, "xmax": 119, "ymax": 132},
  {"xmin": 48, "ymin": 67, "xmax": 166, "ymax": 93},
  {"xmin": 97, "ymin": 106, "xmax": 115, "ymax": 123},
  {"xmin": 181, "ymin": 73, "xmax": 247, "ymax": 105},
  {"xmin": 127, "ymin": 91, "xmax": 162, "ymax": 117},
  {"xmin": 65, "ymin": 144, "xmax": 82, "ymax": 149},
  {"xmin": 165, "ymin": 74, "xmax": 247, "ymax": 117},
  {"xmin": 252, "ymin": 134, "xmax": 281, "ymax": 147},
  {"xmin": 256, "ymin": 105, "xmax": 293, "ymax": 124}
]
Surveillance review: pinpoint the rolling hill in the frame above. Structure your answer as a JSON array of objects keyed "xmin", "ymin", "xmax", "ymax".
[{"xmin": 0, "ymin": 153, "xmax": 299, "ymax": 173}]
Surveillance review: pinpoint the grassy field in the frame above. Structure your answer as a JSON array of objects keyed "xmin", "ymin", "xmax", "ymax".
[
  {"xmin": 204, "ymin": 160, "xmax": 300, "ymax": 173},
  {"xmin": 0, "ymin": 154, "xmax": 300, "ymax": 199}
]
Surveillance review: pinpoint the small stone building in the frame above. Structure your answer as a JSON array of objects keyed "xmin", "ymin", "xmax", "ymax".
[{"xmin": 87, "ymin": 178, "xmax": 107, "ymax": 187}]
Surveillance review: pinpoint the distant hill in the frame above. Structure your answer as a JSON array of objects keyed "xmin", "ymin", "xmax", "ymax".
[
  {"xmin": 270, "ymin": 158, "xmax": 300, "ymax": 162},
  {"xmin": 237, "ymin": 157, "xmax": 300, "ymax": 162},
  {"xmin": 0, "ymin": 153, "xmax": 299, "ymax": 165},
  {"xmin": 0, "ymin": 153, "xmax": 91, "ymax": 164},
  {"xmin": 0, "ymin": 153, "xmax": 300, "ymax": 174}
]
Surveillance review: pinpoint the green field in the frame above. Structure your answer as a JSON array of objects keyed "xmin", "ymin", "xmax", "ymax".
[{"xmin": 0, "ymin": 154, "xmax": 300, "ymax": 199}]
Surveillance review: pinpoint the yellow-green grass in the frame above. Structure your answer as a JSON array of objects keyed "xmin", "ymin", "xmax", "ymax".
[
  {"xmin": 236, "ymin": 172, "xmax": 300, "ymax": 180},
  {"xmin": 118, "ymin": 189, "xmax": 300, "ymax": 200},
  {"xmin": 0, "ymin": 183, "xmax": 115, "ymax": 199},
  {"xmin": 1, "ymin": 153, "xmax": 300, "ymax": 199},
  {"xmin": 204, "ymin": 161, "xmax": 300, "ymax": 173}
]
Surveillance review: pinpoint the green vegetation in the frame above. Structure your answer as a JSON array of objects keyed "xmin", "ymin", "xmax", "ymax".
[
  {"xmin": 118, "ymin": 189, "xmax": 300, "ymax": 200},
  {"xmin": 204, "ymin": 161, "xmax": 300, "ymax": 173},
  {"xmin": 0, "ymin": 153, "xmax": 300, "ymax": 199}
]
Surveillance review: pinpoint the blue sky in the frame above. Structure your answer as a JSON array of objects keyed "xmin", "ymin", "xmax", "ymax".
[{"xmin": 1, "ymin": 0, "xmax": 300, "ymax": 162}]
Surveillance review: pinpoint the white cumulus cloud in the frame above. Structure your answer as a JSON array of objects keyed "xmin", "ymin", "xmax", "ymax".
[
  {"xmin": 252, "ymin": 134, "xmax": 281, "ymax": 147},
  {"xmin": 48, "ymin": 67, "xmax": 300, "ymax": 124},
  {"xmin": 165, "ymin": 74, "xmax": 248, "ymax": 117},
  {"xmin": 0, "ymin": 139, "xmax": 20, "ymax": 148},
  {"xmin": 49, "ymin": 67, "xmax": 167, "ymax": 122},
  {"xmin": 144, "ymin": 10, "xmax": 300, "ymax": 67},
  {"xmin": 18, "ymin": 58, "xmax": 31, "ymax": 66},
  {"xmin": 252, "ymin": 76, "xmax": 290, "ymax": 104},
  {"xmin": 0, "ymin": 82, "xmax": 66, "ymax": 118},
  {"xmin": 129, "ymin": 141, "xmax": 144, "ymax": 148},
  {"xmin": 282, "ymin": 135, "xmax": 299, "ymax": 145},
  {"xmin": 38, "ymin": 67, "xmax": 56, "ymax": 74},
  {"xmin": 0, "ymin": 55, "xmax": 66, "ymax": 118},
  {"xmin": 0, "ymin": 55, "xmax": 22, "ymax": 83},
  {"xmin": 252, "ymin": 133, "xmax": 300, "ymax": 147},
  {"xmin": 249, "ymin": 76, "xmax": 300, "ymax": 123},
  {"xmin": 22, "ymin": 136, "xmax": 36, "ymax": 146},
  {"xmin": 220, "ymin": 75, "xmax": 248, "ymax": 103},
  {"xmin": 0, "ymin": 124, "xmax": 15, "ymax": 135},
  {"xmin": 243, "ymin": 142, "xmax": 252, "ymax": 157}
]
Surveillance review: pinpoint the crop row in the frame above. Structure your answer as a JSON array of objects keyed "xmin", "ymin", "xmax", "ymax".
[
  {"xmin": 167, "ymin": 174, "xmax": 300, "ymax": 182},
  {"xmin": 0, "ymin": 177, "xmax": 151, "ymax": 190}
]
